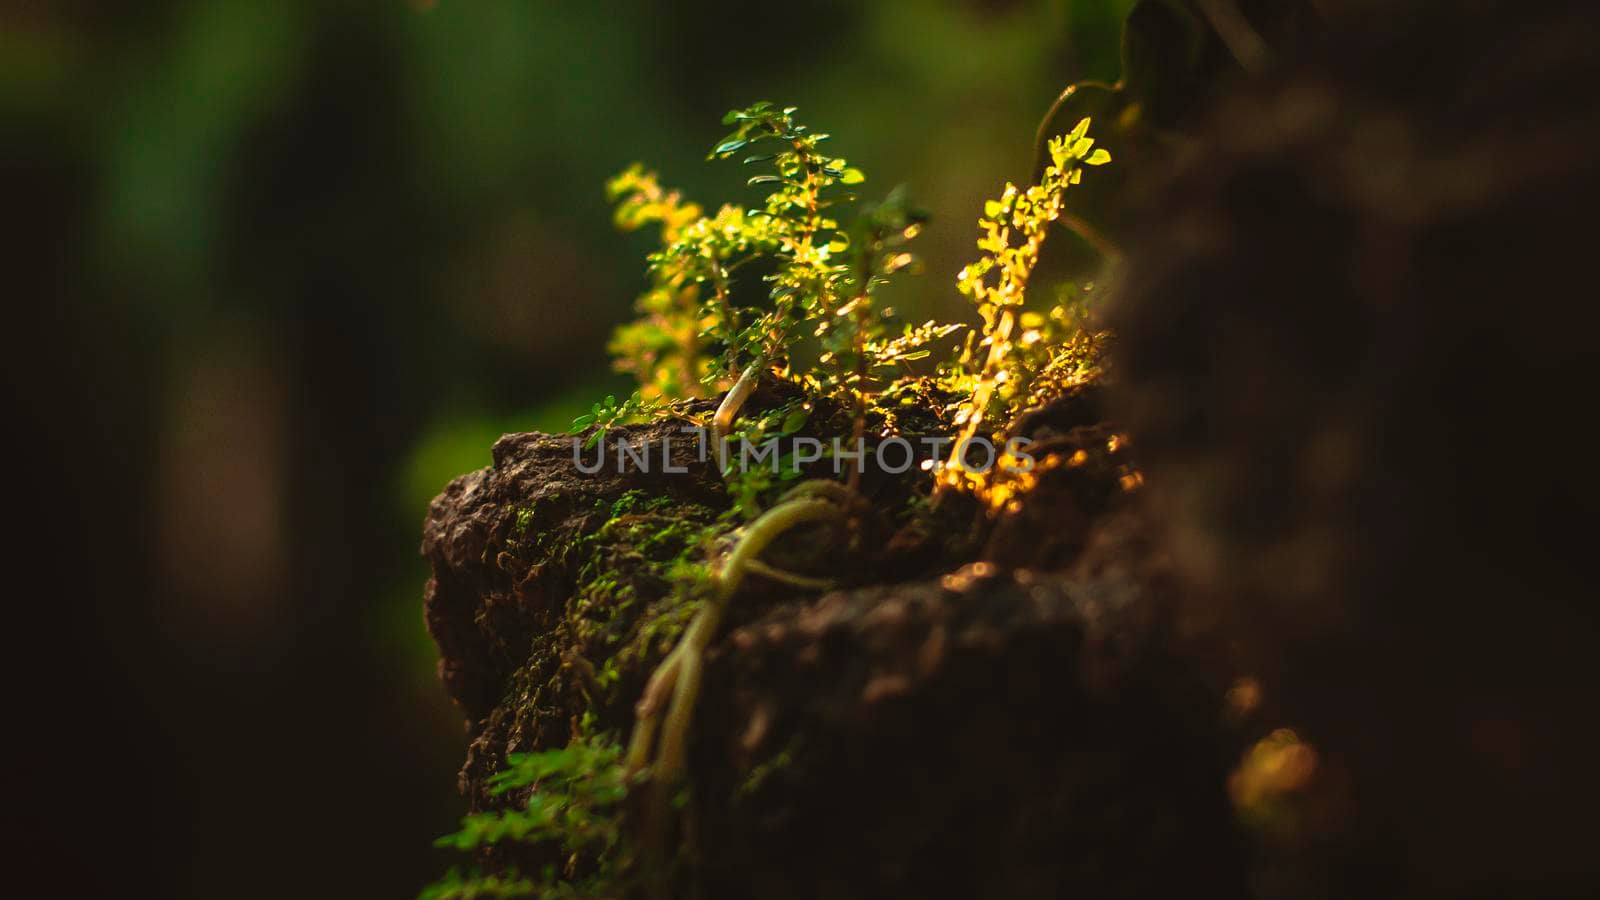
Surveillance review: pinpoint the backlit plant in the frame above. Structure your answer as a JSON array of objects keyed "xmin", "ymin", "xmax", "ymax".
[
  {"xmin": 939, "ymin": 117, "xmax": 1112, "ymax": 493},
  {"xmin": 429, "ymin": 101, "xmax": 1117, "ymax": 899},
  {"xmin": 604, "ymin": 165, "xmax": 712, "ymax": 400},
  {"xmin": 605, "ymin": 103, "xmax": 952, "ymax": 461}
]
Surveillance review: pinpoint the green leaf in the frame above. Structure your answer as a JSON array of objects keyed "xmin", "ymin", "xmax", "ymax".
[
  {"xmin": 714, "ymin": 138, "xmax": 748, "ymax": 156},
  {"xmin": 747, "ymin": 174, "xmax": 783, "ymax": 186},
  {"xmin": 838, "ymin": 168, "xmax": 865, "ymax": 185},
  {"xmin": 780, "ymin": 406, "xmax": 809, "ymax": 435},
  {"xmin": 1085, "ymin": 148, "xmax": 1112, "ymax": 166}
]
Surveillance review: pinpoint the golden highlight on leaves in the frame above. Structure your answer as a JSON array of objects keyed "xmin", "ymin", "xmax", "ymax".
[
  {"xmin": 939, "ymin": 117, "xmax": 1114, "ymax": 497},
  {"xmin": 597, "ymin": 106, "xmax": 1115, "ymax": 514}
]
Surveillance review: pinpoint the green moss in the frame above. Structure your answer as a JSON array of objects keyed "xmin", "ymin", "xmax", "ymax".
[
  {"xmin": 498, "ymin": 487, "xmax": 733, "ymax": 745},
  {"xmin": 432, "ymin": 489, "xmax": 735, "ymax": 899},
  {"xmin": 565, "ymin": 500, "xmax": 725, "ymax": 698}
]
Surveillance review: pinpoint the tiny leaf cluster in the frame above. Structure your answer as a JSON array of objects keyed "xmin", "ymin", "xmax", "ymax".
[
  {"xmin": 423, "ymin": 738, "xmax": 631, "ymax": 900},
  {"xmin": 603, "ymin": 103, "xmax": 936, "ymax": 429},
  {"xmin": 941, "ymin": 118, "xmax": 1111, "ymax": 488}
]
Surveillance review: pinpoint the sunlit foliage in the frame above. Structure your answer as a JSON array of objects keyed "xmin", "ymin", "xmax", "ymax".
[
  {"xmin": 940, "ymin": 117, "xmax": 1111, "ymax": 491},
  {"xmin": 597, "ymin": 104, "xmax": 1114, "ymax": 494}
]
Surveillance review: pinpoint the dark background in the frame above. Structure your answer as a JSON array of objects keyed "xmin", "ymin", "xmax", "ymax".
[{"xmin": 3, "ymin": 1, "xmax": 1136, "ymax": 895}]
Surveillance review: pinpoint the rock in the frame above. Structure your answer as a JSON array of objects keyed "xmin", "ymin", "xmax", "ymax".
[{"xmin": 420, "ymin": 387, "xmax": 1246, "ymax": 896}]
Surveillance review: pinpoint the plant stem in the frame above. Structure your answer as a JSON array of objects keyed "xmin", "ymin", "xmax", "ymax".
[
  {"xmin": 710, "ymin": 269, "xmax": 738, "ymax": 388},
  {"xmin": 848, "ymin": 293, "xmax": 870, "ymax": 493},
  {"xmin": 1029, "ymin": 79, "xmax": 1118, "ymax": 183},
  {"xmin": 711, "ymin": 357, "xmax": 766, "ymax": 471},
  {"xmin": 940, "ymin": 304, "xmax": 1017, "ymax": 491}
]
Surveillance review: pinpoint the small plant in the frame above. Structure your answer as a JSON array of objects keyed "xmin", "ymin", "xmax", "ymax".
[
  {"xmin": 606, "ymin": 164, "xmax": 744, "ymax": 400},
  {"xmin": 606, "ymin": 103, "xmax": 939, "ymax": 459},
  {"xmin": 571, "ymin": 392, "xmax": 667, "ymax": 450},
  {"xmin": 603, "ymin": 106, "xmax": 1113, "ymax": 494},
  {"xmin": 824, "ymin": 187, "xmax": 960, "ymax": 488},
  {"xmin": 939, "ymin": 117, "xmax": 1111, "ymax": 492},
  {"xmin": 424, "ymin": 737, "xmax": 632, "ymax": 899}
]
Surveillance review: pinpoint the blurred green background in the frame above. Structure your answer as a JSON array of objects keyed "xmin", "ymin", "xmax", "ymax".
[{"xmin": 4, "ymin": 0, "xmax": 1131, "ymax": 894}]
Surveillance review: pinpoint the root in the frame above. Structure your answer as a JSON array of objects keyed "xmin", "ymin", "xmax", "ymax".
[
  {"xmin": 776, "ymin": 478, "xmax": 859, "ymax": 508},
  {"xmin": 625, "ymin": 492, "xmax": 847, "ymax": 876},
  {"xmin": 743, "ymin": 558, "xmax": 835, "ymax": 590},
  {"xmin": 624, "ymin": 641, "xmax": 686, "ymax": 776}
]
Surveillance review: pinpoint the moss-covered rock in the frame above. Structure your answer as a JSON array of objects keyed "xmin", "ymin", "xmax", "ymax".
[{"xmin": 422, "ymin": 380, "xmax": 1245, "ymax": 897}]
